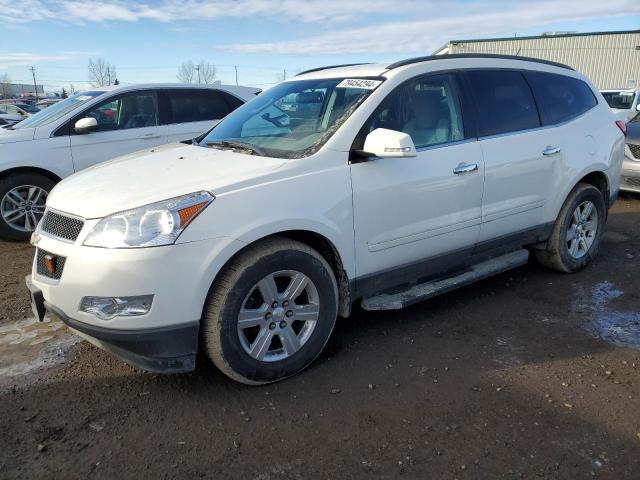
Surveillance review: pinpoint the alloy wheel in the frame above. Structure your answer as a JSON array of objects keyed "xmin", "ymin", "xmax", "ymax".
[
  {"xmin": 0, "ymin": 185, "xmax": 47, "ymax": 233},
  {"xmin": 566, "ymin": 200, "xmax": 598, "ymax": 259},
  {"xmin": 237, "ymin": 270, "xmax": 320, "ymax": 362}
]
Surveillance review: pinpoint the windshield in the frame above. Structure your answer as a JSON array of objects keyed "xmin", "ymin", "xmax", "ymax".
[
  {"xmin": 199, "ymin": 77, "xmax": 383, "ymax": 158},
  {"xmin": 602, "ymin": 91, "xmax": 636, "ymax": 110},
  {"xmin": 14, "ymin": 91, "xmax": 105, "ymax": 129}
]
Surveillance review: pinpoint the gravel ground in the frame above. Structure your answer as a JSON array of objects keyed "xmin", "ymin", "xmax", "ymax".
[{"xmin": 0, "ymin": 195, "xmax": 639, "ymax": 479}]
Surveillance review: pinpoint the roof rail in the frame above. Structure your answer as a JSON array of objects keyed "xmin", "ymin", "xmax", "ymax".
[
  {"xmin": 387, "ymin": 54, "xmax": 574, "ymax": 71},
  {"xmin": 296, "ymin": 63, "xmax": 372, "ymax": 76}
]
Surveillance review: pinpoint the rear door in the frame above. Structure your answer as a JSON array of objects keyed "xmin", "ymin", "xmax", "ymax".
[
  {"xmin": 69, "ymin": 90, "xmax": 167, "ymax": 171},
  {"xmin": 463, "ymin": 70, "xmax": 562, "ymax": 244},
  {"xmin": 160, "ymin": 89, "xmax": 243, "ymax": 143}
]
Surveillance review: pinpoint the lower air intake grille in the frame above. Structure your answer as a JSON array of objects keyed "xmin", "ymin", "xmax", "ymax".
[{"xmin": 36, "ymin": 248, "xmax": 66, "ymax": 280}]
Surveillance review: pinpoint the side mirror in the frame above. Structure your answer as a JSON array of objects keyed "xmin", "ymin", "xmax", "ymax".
[
  {"xmin": 74, "ymin": 117, "xmax": 98, "ymax": 134},
  {"xmin": 358, "ymin": 128, "xmax": 416, "ymax": 159},
  {"xmin": 636, "ymin": 103, "xmax": 640, "ymax": 111}
]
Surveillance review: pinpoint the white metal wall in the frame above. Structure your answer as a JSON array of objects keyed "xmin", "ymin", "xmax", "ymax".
[{"xmin": 444, "ymin": 32, "xmax": 640, "ymax": 89}]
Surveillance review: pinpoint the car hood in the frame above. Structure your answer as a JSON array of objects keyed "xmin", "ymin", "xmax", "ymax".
[
  {"xmin": 47, "ymin": 143, "xmax": 288, "ymax": 218},
  {"xmin": 0, "ymin": 126, "xmax": 35, "ymax": 143}
]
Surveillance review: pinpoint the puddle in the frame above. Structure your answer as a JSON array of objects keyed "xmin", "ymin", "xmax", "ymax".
[
  {"xmin": 573, "ymin": 281, "xmax": 640, "ymax": 349},
  {"xmin": 0, "ymin": 315, "xmax": 79, "ymax": 380}
]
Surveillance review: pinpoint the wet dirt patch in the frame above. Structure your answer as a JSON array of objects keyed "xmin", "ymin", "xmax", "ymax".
[
  {"xmin": 0, "ymin": 314, "xmax": 79, "ymax": 385},
  {"xmin": 574, "ymin": 281, "xmax": 640, "ymax": 349}
]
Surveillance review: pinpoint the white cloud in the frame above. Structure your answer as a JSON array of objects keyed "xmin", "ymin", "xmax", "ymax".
[
  {"xmin": 0, "ymin": 0, "xmax": 421, "ymax": 24},
  {"xmin": 219, "ymin": 0, "xmax": 640, "ymax": 54},
  {"xmin": 0, "ymin": 51, "xmax": 98, "ymax": 69}
]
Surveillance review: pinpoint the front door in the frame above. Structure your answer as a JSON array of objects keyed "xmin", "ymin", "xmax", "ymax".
[
  {"xmin": 350, "ymin": 73, "xmax": 484, "ymax": 293},
  {"xmin": 70, "ymin": 90, "xmax": 167, "ymax": 172}
]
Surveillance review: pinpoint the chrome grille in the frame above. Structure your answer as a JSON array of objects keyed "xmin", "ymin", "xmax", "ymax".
[
  {"xmin": 36, "ymin": 248, "xmax": 66, "ymax": 280},
  {"xmin": 628, "ymin": 143, "xmax": 640, "ymax": 160},
  {"xmin": 40, "ymin": 210, "xmax": 84, "ymax": 242}
]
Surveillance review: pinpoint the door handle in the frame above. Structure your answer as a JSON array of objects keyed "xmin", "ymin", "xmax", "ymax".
[
  {"xmin": 139, "ymin": 133, "xmax": 162, "ymax": 139},
  {"xmin": 453, "ymin": 162, "xmax": 479, "ymax": 174},
  {"xmin": 543, "ymin": 146, "xmax": 561, "ymax": 156}
]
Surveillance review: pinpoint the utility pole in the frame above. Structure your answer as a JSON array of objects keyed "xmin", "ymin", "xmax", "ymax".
[
  {"xmin": 234, "ymin": 65, "xmax": 238, "ymax": 86},
  {"xmin": 106, "ymin": 66, "xmax": 110, "ymax": 85},
  {"xmin": 29, "ymin": 66, "xmax": 38, "ymax": 100},
  {"xmin": 283, "ymin": 69, "xmax": 287, "ymax": 81},
  {"xmin": 195, "ymin": 64, "xmax": 201, "ymax": 84}
]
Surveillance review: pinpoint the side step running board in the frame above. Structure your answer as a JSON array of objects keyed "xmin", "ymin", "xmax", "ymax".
[{"xmin": 361, "ymin": 249, "xmax": 529, "ymax": 311}]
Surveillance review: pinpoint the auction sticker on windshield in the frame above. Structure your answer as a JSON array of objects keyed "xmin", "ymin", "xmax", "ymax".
[{"xmin": 336, "ymin": 79, "xmax": 382, "ymax": 90}]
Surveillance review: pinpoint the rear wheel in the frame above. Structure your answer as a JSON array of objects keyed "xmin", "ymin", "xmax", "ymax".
[
  {"xmin": 535, "ymin": 183, "xmax": 606, "ymax": 273},
  {"xmin": 0, "ymin": 173, "xmax": 54, "ymax": 241},
  {"xmin": 201, "ymin": 238, "xmax": 338, "ymax": 384}
]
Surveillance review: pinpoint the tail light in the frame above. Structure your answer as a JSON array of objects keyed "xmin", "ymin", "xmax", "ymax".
[{"xmin": 615, "ymin": 120, "xmax": 627, "ymax": 136}]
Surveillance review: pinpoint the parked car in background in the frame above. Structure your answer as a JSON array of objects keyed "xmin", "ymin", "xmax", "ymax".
[
  {"xmin": 0, "ymin": 103, "xmax": 34, "ymax": 119},
  {"xmin": 622, "ymin": 112, "xmax": 640, "ymax": 193},
  {"xmin": 26, "ymin": 55, "xmax": 624, "ymax": 384},
  {"xmin": 0, "ymin": 83, "xmax": 260, "ymax": 240},
  {"xmin": 601, "ymin": 88, "xmax": 640, "ymax": 121},
  {"xmin": 0, "ymin": 110, "xmax": 23, "ymax": 125},
  {"xmin": 35, "ymin": 98, "xmax": 63, "ymax": 109}
]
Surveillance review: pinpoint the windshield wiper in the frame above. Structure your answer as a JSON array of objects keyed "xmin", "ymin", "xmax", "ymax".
[{"xmin": 205, "ymin": 140, "xmax": 265, "ymax": 156}]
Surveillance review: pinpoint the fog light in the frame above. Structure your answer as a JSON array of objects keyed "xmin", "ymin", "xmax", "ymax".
[{"xmin": 80, "ymin": 295, "xmax": 153, "ymax": 320}]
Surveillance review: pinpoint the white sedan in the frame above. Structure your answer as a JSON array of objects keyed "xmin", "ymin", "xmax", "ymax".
[{"xmin": 0, "ymin": 83, "xmax": 259, "ymax": 240}]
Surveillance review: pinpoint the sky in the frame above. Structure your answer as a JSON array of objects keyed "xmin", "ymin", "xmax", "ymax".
[{"xmin": 1, "ymin": 0, "xmax": 639, "ymax": 93}]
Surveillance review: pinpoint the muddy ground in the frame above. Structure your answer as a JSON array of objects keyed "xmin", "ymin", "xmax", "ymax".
[{"xmin": 1, "ymin": 196, "xmax": 639, "ymax": 479}]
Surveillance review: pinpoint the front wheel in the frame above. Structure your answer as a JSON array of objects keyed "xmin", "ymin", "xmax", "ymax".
[
  {"xmin": 201, "ymin": 238, "xmax": 338, "ymax": 384},
  {"xmin": 0, "ymin": 173, "xmax": 54, "ymax": 241},
  {"xmin": 535, "ymin": 183, "xmax": 606, "ymax": 273}
]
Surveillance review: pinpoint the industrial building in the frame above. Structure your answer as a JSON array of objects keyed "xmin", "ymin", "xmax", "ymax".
[
  {"xmin": 434, "ymin": 29, "xmax": 640, "ymax": 89},
  {"xmin": 0, "ymin": 83, "xmax": 44, "ymax": 99}
]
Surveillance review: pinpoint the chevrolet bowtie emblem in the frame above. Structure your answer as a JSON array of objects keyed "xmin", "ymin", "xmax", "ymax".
[{"xmin": 44, "ymin": 254, "xmax": 57, "ymax": 274}]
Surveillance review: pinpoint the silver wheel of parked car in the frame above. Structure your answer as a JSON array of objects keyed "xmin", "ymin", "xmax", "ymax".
[
  {"xmin": 0, "ymin": 185, "xmax": 48, "ymax": 233},
  {"xmin": 566, "ymin": 200, "xmax": 598, "ymax": 259},
  {"xmin": 202, "ymin": 237, "xmax": 338, "ymax": 384},
  {"xmin": 237, "ymin": 270, "xmax": 320, "ymax": 362}
]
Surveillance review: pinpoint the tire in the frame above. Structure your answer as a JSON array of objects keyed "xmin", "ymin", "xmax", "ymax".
[
  {"xmin": 535, "ymin": 183, "xmax": 606, "ymax": 273},
  {"xmin": 202, "ymin": 237, "xmax": 339, "ymax": 385},
  {"xmin": 0, "ymin": 173, "xmax": 55, "ymax": 241}
]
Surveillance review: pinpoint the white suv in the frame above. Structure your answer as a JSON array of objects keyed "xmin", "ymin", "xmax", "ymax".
[
  {"xmin": 0, "ymin": 83, "xmax": 259, "ymax": 240},
  {"xmin": 26, "ymin": 55, "xmax": 625, "ymax": 384}
]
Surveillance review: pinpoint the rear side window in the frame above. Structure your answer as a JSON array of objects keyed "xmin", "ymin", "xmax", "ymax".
[
  {"xmin": 526, "ymin": 72, "xmax": 597, "ymax": 125},
  {"xmin": 466, "ymin": 70, "xmax": 540, "ymax": 137},
  {"xmin": 165, "ymin": 89, "xmax": 239, "ymax": 124}
]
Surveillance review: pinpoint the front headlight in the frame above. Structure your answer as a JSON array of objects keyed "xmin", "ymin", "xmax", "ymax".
[{"xmin": 83, "ymin": 191, "xmax": 214, "ymax": 248}]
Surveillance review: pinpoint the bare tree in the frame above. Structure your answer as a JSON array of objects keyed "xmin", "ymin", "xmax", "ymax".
[
  {"xmin": 177, "ymin": 59, "xmax": 216, "ymax": 84},
  {"xmin": 198, "ymin": 60, "xmax": 217, "ymax": 84},
  {"xmin": 0, "ymin": 73, "xmax": 12, "ymax": 99},
  {"xmin": 88, "ymin": 58, "xmax": 117, "ymax": 87},
  {"xmin": 177, "ymin": 60, "xmax": 195, "ymax": 83}
]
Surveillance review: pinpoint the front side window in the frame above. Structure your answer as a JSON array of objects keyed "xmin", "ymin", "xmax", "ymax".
[
  {"xmin": 526, "ymin": 72, "xmax": 597, "ymax": 125},
  {"xmin": 601, "ymin": 91, "xmax": 635, "ymax": 110},
  {"xmin": 80, "ymin": 91, "xmax": 158, "ymax": 132},
  {"xmin": 466, "ymin": 70, "xmax": 540, "ymax": 137},
  {"xmin": 356, "ymin": 73, "xmax": 465, "ymax": 149},
  {"xmin": 13, "ymin": 91, "xmax": 104, "ymax": 129},
  {"xmin": 199, "ymin": 77, "xmax": 382, "ymax": 158}
]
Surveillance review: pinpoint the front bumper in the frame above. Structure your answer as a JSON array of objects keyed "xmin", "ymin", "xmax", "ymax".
[
  {"xmin": 621, "ymin": 155, "xmax": 640, "ymax": 193},
  {"xmin": 27, "ymin": 274, "xmax": 198, "ymax": 372},
  {"xmin": 28, "ymin": 233, "xmax": 246, "ymax": 373}
]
